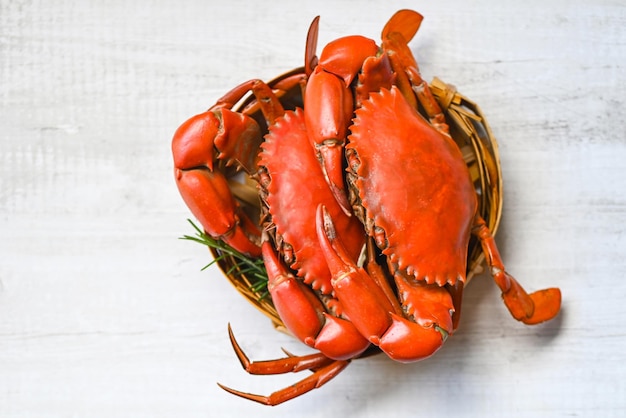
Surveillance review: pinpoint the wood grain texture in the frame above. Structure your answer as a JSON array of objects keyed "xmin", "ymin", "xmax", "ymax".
[{"xmin": 1, "ymin": 0, "xmax": 625, "ymax": 416}]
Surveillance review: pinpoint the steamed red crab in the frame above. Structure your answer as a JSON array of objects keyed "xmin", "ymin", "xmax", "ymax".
[{"xmin": 171, "ymin": 9, "xmax": 562, "ymax": 405}]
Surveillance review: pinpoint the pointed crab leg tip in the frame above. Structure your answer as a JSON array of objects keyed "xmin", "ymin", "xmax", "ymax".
[
  {"xmin": 280, "ymin": 347, "xmax": 297, "ymax": 357},
  {"xmin": 306, "ymin": 16, "xmax": 321, "ymax": 75},
  {"xmin": 309, "ymin": 15, "xmax": 320, "ymax": 30},
  {"xmin": 217, "ymin": 382, "xmax": 272, "ymax": 406},
  {"xmin": 226, "ymin": 323, "xmax": 237, "ymax": 344},
  {"xmin": 225, "ymin": 324, "xmax": 252, "ymax": 370},
  {"xmin": 309, "ymin": 15, "xmax": 320, "ymax": 32}
]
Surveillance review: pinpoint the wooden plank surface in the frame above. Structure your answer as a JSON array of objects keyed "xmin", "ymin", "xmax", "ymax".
[{"xmin": 1, "ymin": 0, "xmax": 625, "ymax": 416}]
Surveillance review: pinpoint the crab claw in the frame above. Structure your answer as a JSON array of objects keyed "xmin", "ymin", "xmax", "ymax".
[
  {"xmin": 317, "ymin": 204, "xmax": 452, "ymax": 362},
  {"xmin": 304, "ymin": 70, "xmax": 354, "ymax": 216},
  {"xmin": 378, "ymin": 313, "xmax": 447, "ymax": 362},
  {"xmin": 379, "ymin": 275, "xmax": 453, "ymax": 362},
  {"xmin": 262, "ymin": 240, "xmax": 370, "ymax": 360},
  {"xmin": 316, "ymin": 205, "xmax": 394, "ymax": 341},
  {"xmin": 174, "ymin": 167, "xmax": 261, "ymax": 258}
]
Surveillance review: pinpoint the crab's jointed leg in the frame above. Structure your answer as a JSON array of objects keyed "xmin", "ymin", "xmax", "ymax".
[
  {"xmin": 218, "ymin": 324, "xmax": 349, "ymax": 406},
  {"xmin": 217, "ymin": 242, "xmax": 370, "ymax": 406},
  {"xmin": 473, "ymin": 216, "xmax": 562, "ymax": 324},
  {"xmin": 381, "ymin": 9, "xmax": 448, "ymax": 134}
]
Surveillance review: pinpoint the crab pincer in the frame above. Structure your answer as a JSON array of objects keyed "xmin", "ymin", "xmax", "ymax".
[{"xmin": 316, "ymin": 205, "xmax": 453, "ymax": 362}]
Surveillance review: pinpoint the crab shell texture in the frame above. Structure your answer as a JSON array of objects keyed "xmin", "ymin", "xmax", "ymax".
[
  {"xmin": 259, "ymin": 108, "xmax": 366, "ymax": 295},
  {"xmin": 347, "ymin": 86, "xmax": 477, "ymax": 287}
]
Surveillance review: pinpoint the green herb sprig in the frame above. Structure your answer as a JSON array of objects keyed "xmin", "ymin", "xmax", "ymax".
[{"xmin": 180, "ymin": 219, "xmax": 269, "ymax": 299}]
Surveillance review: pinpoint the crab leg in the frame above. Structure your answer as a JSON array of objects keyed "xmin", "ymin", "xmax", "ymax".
[
  {"xmin": 217, "ymin": 324, "xmax": 349, "ymax": 406},
  {"xmin": 219, "ymin": 360, "xmax": 349, "ymax": 406},
  {"xmin": 218, "ymin": 242, "xmax": 368, "ymax": 405},
  {"xmin": 225, "ymin": 324, "xmax": 336, "ymax": 374},
  {"xmin": 317, "ymin": 205, "xmax": 453, "ymax": 362},
  {"xmin": 304, "ymin": 16, "xmax": 320, "ymax": 76},
  {"xmin": 473, "ymin": 215, "xmax": 562, "ymax": 324},
  {"xmin": 381, "ymin": 9, "xmax": 448, "ymax": 133}
]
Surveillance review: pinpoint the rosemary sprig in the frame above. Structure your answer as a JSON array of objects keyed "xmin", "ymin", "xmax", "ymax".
[{"xmin": 180, "ymin": 219, "xmax": 269, "ymax": 299}]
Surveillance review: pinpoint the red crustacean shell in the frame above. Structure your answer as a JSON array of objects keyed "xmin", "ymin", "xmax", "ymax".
[
  {"xmin": 347, "ymin": 86, "xmax": 478, "ymax": 287},
  {"xmin": 171, "ymin": 9, "xmax": 563, "ymax": 406},
  {"xmin": 259, "ymin": 108, "xmax": 365, "ymax": 295}
]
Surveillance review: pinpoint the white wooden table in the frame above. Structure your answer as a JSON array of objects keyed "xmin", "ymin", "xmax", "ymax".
[{"xmin": 1, "ymin": 1, "xmax": 625, "ymax": 416}]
